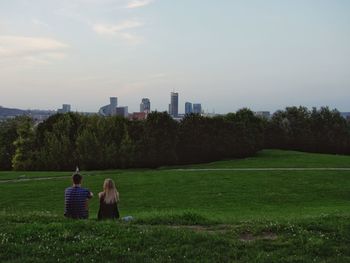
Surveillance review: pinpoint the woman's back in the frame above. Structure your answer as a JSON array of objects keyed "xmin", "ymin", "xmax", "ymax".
[
  {"xmin": 98, "ymin": 193, "xmax": 119, "ymax": 220},
  {"xmin": 97, "ymin": 178, "xmax": 120, "ymax": 220}
]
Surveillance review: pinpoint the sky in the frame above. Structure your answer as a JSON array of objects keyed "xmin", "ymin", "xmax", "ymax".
[{"xmin": 0, "ymin": 0, "xmax": 350, "ymax": 114}]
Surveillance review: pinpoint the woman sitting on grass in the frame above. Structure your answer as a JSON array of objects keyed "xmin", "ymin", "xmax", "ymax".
[{"xmin": 98, "ymin": 178, "xmax": 120, "ymax": 220}]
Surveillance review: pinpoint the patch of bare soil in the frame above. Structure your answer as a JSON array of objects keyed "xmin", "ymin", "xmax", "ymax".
[
  {"xmin": 239, "ymin": 231, "xmax": 278, "ymax": 242},
  {"xmin": 167, "ymin": 224, "xmax": 231, "ymax": 234}
]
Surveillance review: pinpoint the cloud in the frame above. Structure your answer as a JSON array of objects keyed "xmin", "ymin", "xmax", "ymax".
[
  {"xmin": 0, "ymin": 35, "xmax": 68, "ymax": 64},
  {"xmin": 126, "ymin": 0, "xmax": 154, "ymax": 9},
  {"xmin": 93, "ymin": 20, "xmax": 143, "ymax": 34},
  {"xmin": 93, "ymin": 20, "xmax": 144, "ymax": 44},
  {"xmin": 118, "ymin": 32, "xmax": 143, "ymax": 44},
  {"xmin": 31, "ymin": 19, "xmax": 50, "ymax": 29}
]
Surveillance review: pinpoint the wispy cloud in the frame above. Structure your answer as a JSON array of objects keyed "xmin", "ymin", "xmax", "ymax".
[
  {"xmin": 93, "ymin": 20, "xmax": 144, "ymax": 44},
  {"xmin": 31, "ymin": 19, "xmax": 50, "ymax": 29},
  {"xmin": 126, "ymin": 0, "xmax": 154, "ymax": 9},
  {"xmin": 93, "ymin": 20, "xmax": 143, "ymax": 34},
  {"xmin": 0, "ymin": 35, "xmax": 68, "ymax": 64}
]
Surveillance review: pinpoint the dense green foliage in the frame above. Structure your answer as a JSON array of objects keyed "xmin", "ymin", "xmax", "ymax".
[
  {"xmin": 0, "ymin": 109, "xmax": 265, "ymax": 171},
  {"xmin": 0, "ymin": 118, "xmax": 19, "ymax": 170},
  {"xmin": 0, "ymin": 150, "xmax": 350, "ymax": 262},
  {"xmin": 0, "ymin": 106, "xmax": 349, "ymax": 171},
  {"xmin": 265, "ymin": 106, "xmax": 350, "ymax": 154}
]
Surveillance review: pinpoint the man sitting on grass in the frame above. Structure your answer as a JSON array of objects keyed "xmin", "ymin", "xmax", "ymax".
[{"xmin": 64, "ymin": 172, "xmax": 93, "ymax": 219}]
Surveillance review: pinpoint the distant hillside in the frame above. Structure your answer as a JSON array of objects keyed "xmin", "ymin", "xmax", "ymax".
[
  {"xmin": 0, "ymin": 106, "xmax": 28, "ymax": 117},
  {"xmin": 341, "ymin": 112, "xmax": 350, "ymax": 119},
  {"xmin": 0, "ymin": 106, "xmax": 56, "ymax": 121}
]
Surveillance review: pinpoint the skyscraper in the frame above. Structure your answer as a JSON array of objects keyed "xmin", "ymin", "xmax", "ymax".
[
  {"xmin": 185, "ymin": 102, "xmax": 193, "ymax": 115},
  {"xmin": 62, "ymin": 104, "xmax": 71, "ymax": 113},
  {"xmin": 58, "ymin": 104, "xmax": 71, "ymax": 113},
  {"xmin": 169, "ymin": 92, "xmax": 179, "ymax": 117},
  {"xmin": 116, "ymin": 106, "xmax": 128, "ymax": 118},
  {"xmin": 99, "ymin": 97, "xmax": 118, "ymax": 116},
  {"xmin": 140, "ymin": 98, "xmax": 151, "ymax": 113},
  {"xmin": 110, "ymin": 97, "xmax": 117, "ymax": 108},
  {"xmin": 193, "ymin": 103, "xmax": 202, "ymax": 114}
]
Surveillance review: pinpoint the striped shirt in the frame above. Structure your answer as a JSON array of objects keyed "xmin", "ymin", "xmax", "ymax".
[{"xmin": 64, "ymin": 186, "xmax": 92, "ymax": 219}]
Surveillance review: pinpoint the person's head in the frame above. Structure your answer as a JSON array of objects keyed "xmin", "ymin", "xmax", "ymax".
[
  {"xmin": 101, "ymin": 178, "xmax": 118, "ymax": 204},
  {"xmin": 72, "ymin": 172, "xmax": 82, "ymax": 185}
]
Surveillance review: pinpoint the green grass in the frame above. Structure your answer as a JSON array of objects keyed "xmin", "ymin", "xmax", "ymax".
[
  {"xmin": 1, "ymin": 149, "xmax": 350, "ymax": 262},
  {"xmin": 184, "ymin": 149, "xmax": 350, "ymax": 169},
  {"xmin": 2, "ymin": 149, "xmax": 350, "ymax": 180},
  {"xmin": 1, "ymin": 212, "xmax": 349, "ymax": 262}
]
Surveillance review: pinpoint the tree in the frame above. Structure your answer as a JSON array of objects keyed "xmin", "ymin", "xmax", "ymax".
[
  {"xmin": 227, "ymin": 108, "xmax": 264, "ymax": 157},
  {"xmin": 0, "ymin": 119, "xmax": 19, "ymax": 170},
  {"xmin": 310, "ymin": 107, "xmax": 350, "ymax": 154},
  {"xmin": 141, "ymin": 112, "xmax": 178, "ymax": 167},
  {"xmin": 118, "ymin": 125, "xmax": 135, "ymax": 168},
  {"xmin": 12, "ymin": 117, "xmax": 35, "ymax": 170},
  {"xmin": 35, "ymin": 113, "xmax": 83, "ymax": 170}
]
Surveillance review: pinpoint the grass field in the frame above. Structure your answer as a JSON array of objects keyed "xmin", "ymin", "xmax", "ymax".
[{"xmin": 1, "ymin": 150, "xmax": 350, "ymax": 262}]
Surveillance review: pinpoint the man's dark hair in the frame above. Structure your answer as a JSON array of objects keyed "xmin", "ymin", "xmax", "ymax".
[{"xmin": 72, "ymin": 172, "xmax": 82, "ymax": 184}]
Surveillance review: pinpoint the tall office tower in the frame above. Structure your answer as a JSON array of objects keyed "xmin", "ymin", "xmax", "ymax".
[
  {"xmin": 185, "ymin": 102, "xmax": 193, "ymax": 114},
  {"xmin": 99, "ymin": 97, "xmax": 118, "ymax": 116},
  {"xmin": 58, "ymin": 104, "xmax": 71, "ymax": 113},
  {"xmin": 169, "ymin": 92, "xmax": 179, "ymax": 117},
  {"xmin": 140, "ymin": 98, "xmax": 151, "ymax": 113},
  {"xmin": 110, "ymin": 97, "xmax": 118, "ymax": 114},
  {"xmin": 193, "ymin": 103, "xmax": 202, "ymax": 114},
  {"xmin": 62, "ymin": 104, "xmax": 71, "ymax": 113},
  {"xmin": 116, "ymin": 106, "xmax": 128, "ymax": 118}
]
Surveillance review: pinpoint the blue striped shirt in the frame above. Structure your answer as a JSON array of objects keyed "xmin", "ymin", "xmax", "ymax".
[{"xmin": 64, "ymin": 186, "xmax": 92, "ymax": 219}]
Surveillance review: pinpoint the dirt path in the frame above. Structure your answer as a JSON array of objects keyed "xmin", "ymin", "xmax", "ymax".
[
  {"xmin": 175, "ymin": 167, "xmax": 350, "ymax": 171},
  {"xmin": 1, "ymin": 167, "xmax": 350, "ymax": 183},
  {"xmin": 0, "ymin": 174, "xmax": 100, "ymax": 184}
]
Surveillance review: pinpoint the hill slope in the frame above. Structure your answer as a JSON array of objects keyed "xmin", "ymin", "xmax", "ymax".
[{"xmin": 1, "ymin": 150, "xmax": 350, "ymax": 262}]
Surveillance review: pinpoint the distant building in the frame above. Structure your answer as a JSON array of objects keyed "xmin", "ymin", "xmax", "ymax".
[
  {"xmin": 185, "ymin": 102, "xmax": 193, "ymax": 114},
  {"xmin": 130, "ymin": 112, "xmax": 147, "ymax": 121},
  {"xmin": 255, "ymin": 111, "xmax": 271, "ymax": 119},
  {"xmin": 140, "ymin": 98, "xmax": 151, "ymax": 113},
  {"xmin": 63, "ymin": 104, "xmax": 71, "ymax": 113},
  {"xmin": 193, "ymin": 103, "xmax": 202, "ymax": 114},
  {"xmin": 99, "ymin": 97, "xmax": 118, "ymax": 116},
  {"xmin": 116, "ymin": 106, "xmax": 128, "ymax": 118},
  {"xmin": 169, "ymin": 92, "xmax": 179, "ymax": 117},
  {"xmin": 57, "ymin": 104, "xmax": 71, "ymax": 113}
]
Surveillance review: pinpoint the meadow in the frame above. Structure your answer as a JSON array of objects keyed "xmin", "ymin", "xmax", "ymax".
[{"xmin": 1, "ymin": 150, "xmax": 350, "ymax": 262}]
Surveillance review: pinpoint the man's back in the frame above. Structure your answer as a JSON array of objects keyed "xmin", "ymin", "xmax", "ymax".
[{"xmin": 64, "ymin": 186, "xmax": 91, "ymax": 219}]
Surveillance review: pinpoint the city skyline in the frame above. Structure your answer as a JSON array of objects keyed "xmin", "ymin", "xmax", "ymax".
[
  {"xmin": 1, "ymin": 1, "xmax": 350, "ymax": 113},
  {"xmin": 0, "ymin": 90, "xmax": 349, "ymax": 115}
]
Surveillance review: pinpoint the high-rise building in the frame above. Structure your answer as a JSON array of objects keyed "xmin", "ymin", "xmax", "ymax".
[
  {"xmin": 116, "ymin": 106, "xmax": 128, "ymax": 118},
  {"xmin": 140, "ymin": 98, "xmax": 151, "ymax": 113},
  {"xmin": 99, "ymin": 97, "xmax": 118, "ymax": 116},
  {"xmin": 185, "ymin": 102, "xmax": 193, "ymax": 114},
  {"xmin": 58, "ymin": 104, "xmax": 71, "ymax": 113},
  {"xmin": 110, "ymin": 97, "xmax": 117, "ymax": 108},
  {"xmin": 62, "ymin": 104, "xmax": 71, "ymax": 113},
  {"xmin": 193, "ymin": 103, "xmax": 202, "ymax": 114},
  {"xmin": 169, "ymin": 92, "xmax": 179, "ymax": 117}
]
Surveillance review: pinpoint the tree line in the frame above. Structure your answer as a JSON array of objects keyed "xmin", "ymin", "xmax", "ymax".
[{"xmin": 0, "ymin": 106, "xmax": 349, "ymax": 171}]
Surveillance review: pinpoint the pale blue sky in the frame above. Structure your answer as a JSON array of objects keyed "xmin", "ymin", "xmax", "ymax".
[{"xmin": 1, "ymin": 0, "xmax": 349, "ymax": 113}]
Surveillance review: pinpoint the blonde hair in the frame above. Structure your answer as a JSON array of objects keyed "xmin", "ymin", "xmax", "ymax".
[{"xmin": 99, "ymin": 178, "xmax": 119, "ymax": 204}]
